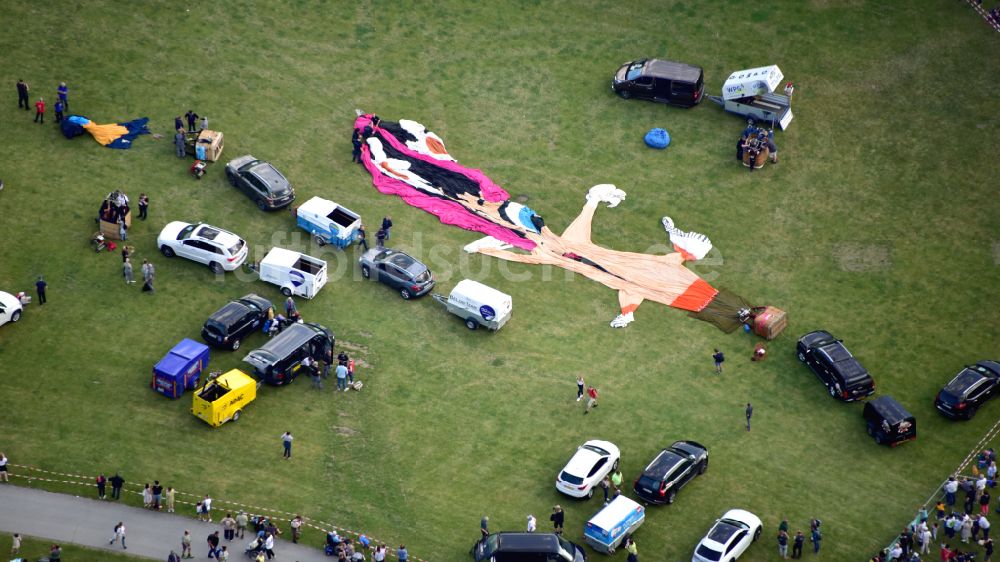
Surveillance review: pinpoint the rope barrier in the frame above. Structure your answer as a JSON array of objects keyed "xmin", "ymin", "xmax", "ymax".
[
  {"xmin": 964, "ymin": 0, "xmax": 1000, "ymax": 32},
  {"xmin": 7, "ymin": 463, "xmax": 428, "ymax": 561}
]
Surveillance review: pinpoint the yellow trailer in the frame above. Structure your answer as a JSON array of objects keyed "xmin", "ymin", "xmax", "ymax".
[{"xmin": 191, "ymin": 369, "xmax": 257, "ymax": 427}]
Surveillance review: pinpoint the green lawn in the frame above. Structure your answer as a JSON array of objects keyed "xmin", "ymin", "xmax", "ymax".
[
  {"xmin": 1, "ymin": 534, "xmax": 139, "ymax": 562},
  {"xmin": 1, "ymin": 1, "xmax": 999, "ymax": 560}
]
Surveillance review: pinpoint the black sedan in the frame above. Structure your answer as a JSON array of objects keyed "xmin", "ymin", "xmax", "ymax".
[
  {"xmin": 358, "ymin": 248, "xmax": 435, "ymax": 300},
  {"xmin": 935, "ymin": 361, "xmax": 1000, "ymax": 420},
  {"xmin": 224, "ymin": 155, "xmax": 295, "ymax": 211},
  {"xmin": 633, "ymin": 440, "xmax": 708, "ymax": 505},
  {"xmin": 796, "ymin": 331, "xmax": 876, "ymax": 401},
  {"xmin": 201, "ymin": 293, "xmax": 272, "ymax": 351}
]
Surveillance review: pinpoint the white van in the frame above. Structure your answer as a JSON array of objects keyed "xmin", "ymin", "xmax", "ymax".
[
  {"xmin": 432, "ymin": 279, "xmax": 512, "ymax": 331},
  {"xmin": 258, "ymin": 247, "xmax": 328, "ymax": 299}
]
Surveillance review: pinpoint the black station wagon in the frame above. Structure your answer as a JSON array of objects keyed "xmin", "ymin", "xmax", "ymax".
[
  {"xmin": 200, "ymin": 293, "xmax": 272, "ymax": 351},
  {"xmin": 633, "ymin": 440, "xmax": 708, "ymax": 505},
  {"xmin": 611, "ymin": 58, "xmax": 705, "ymax": 107},
  {"xmin": 935, "ymin": 361, "xmax": 1000, "ymax": 420},
  {"xmin": 796, "ymin": 331, "xmax": 876, "ymax": 401}
]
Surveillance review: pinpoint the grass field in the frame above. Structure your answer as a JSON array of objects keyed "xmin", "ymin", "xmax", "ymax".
[
  {"xmin": 1, "ymin": 534, "xmax": 138, "ymax": 562},
  {"xmin": 1, "ymin": 1, "xmax": 999, "ymax": 560}
]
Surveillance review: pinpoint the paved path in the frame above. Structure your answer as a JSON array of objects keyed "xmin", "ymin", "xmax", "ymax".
[{"xmin": 0, "ymin": 485, "xmax": 328, "ymax": 561}]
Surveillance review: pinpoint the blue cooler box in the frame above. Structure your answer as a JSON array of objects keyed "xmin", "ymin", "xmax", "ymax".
[
  {"xmin": 584, "ymin": 496, "xmax": 645, "ymax": 554},
  {"xmin": 151, "ymin": 339, "xmax": 210, "ymax": 398}
]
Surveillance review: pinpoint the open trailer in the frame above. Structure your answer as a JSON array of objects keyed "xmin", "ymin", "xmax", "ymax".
[{"xmin": 708, "ymin": 65, "xmax": 794, "ymax": 130}]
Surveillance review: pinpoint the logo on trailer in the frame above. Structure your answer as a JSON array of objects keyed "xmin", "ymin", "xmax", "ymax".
[
  {"xmin": 479, "ymin": 305, "xmax": 496, "ymax": 321},
  {"xmin": 289, "ymin": 270, "xmax": 305, "ymax": 287}
]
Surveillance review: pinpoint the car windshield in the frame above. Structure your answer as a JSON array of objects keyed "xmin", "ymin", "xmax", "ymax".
[
  {"xmin": 938, "ymin": 389, "xmax": 963, "ymax": 405},
  {"xmin": 479, "ymin": 535, "xmax": 499, "ymax": 558},
  {"xmin": 625, "ymin": 61, "xmax": 645, "ymax": 81},
  {"xmin": 557, "ymin": 537, "xmax": 576, "ymax": 557},
  {"xmin": 372, "ymin": 250, "xmax": 393, "ymax": 262},
  {"xmin": 559, "ymin": 470, "xmax": 583, "ymax": 485},
  {"xmin": 203, "ymin": 320, "xmax": 226, "ymax": 336},
  {"xmin": 228, "ymin": 239, "xmax": 245, "ymax": 255},
  {"xmin": 177, "ymin": 224, "xmax": 197, "ymax": 240},
  {"xmin": 695, "ymin": 544, "xmax": 722, "ymax": 561}
]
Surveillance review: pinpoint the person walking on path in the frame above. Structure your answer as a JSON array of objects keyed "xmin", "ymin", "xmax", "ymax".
[
  {"xmin": 124, "ymin": 258, "xmax": 134, "ymax": 284},
  {"xmin": 10, "ymin": 533, "xmax": 21, "ymax": 557},
  {"xmin": 0, "ymin": 452, "xmax": 8, "ymax": 482},
  {"xmin": 185, "ymin": 110, "xmax": 199, "ymax": 132},
  {"xmin": 16, "ymin": 79, "xmax": 29, "ymax": 110},
  {"xmin": 235, "ymin": 511, "xmax": 248, "ymax": 539},
  {"xmin": 110, "ymin": 472, "xmax": 124, "ymax": 499},
  {"xmin": 175, "ymin": 128, "xmax": 186, "ymax": 158},
  {"xmin": 282, "ymin": 431, "xmax": 293, "ymax": 458},
  {"xmin": 36, "ymin": 276, "xmax": 47, "ymax": 305},
  {"xmin": 381, "ymin": 215, "xmax": 393, "ymax": 240},
  {"xmin": 54, "ymin": 99, "xmax": 64, "ymax": 123},
  {"xmin": 480, "ymin": 515, "xmax": 490, "ymax": 538},
  {"xmin": 57, "ymin": 82, "xmax": 68, "ymax": 109},
  {"xmin": 181, "ymin": 530, "xmax": 193, "ymax": 559},
  {"xmin": 585, "ymin": 385, "xmax": 599, "ymax": 414},
  {"xmin": 221, "ymin": 513, "xmax": 236, "ymax": 541},
  {"xmin": 526, "ymin": 514, "xmax": 537, "ymax": 533},
  {"xmin": 263, "ymin": 532, "xmax": 275, "ymax": 560},
  {"xmin": 166, "ymin": 486, "xmax": 176, "ymax": 512},
  {"xmin": 290, "ymin": 515, "xmax": 303, "ymax": 543},
  {"xmin": 109, "ymin": 521, "xmax": 126, "ymax": 549},
  {"xmin": 356, "ymin": 223, "xmax": 368, "ymax": 250},
  {"xmin": 792, "ymin": 530, "xmax": 804, "ymax": 558},
  {"xmin": 713, "ymin": 349, "xmax": 725, "ymax": 374},
  {"xmin": 810, "ymin": 527, "xmax": 821, "ymax": 554},
  {"xmin": 96, "ymin": 474, "xmax": 107, "ymax": 499},
  {"xmin": 777, "ymin": 530, "xmax": 789, "ymax": 559},
  {"xmin": 375, "ymin": 227, "xmax": 387, "ymax": 249},
  {"xmin": 138, "ymin": 193, "xmax": 149, "ymax": 220},
  {"xmin": 550, "ymin": 506, "xmax": 564, "ymax": 535},
  {"xmin": 218, "ymin": 546, "xmax": 229, "ymax": 561},
  {"xmin": 207, "ymin": 530, "xmax": 221, "ymax": 559},
  {"xmin": 745, "ymin": 403, "xmax": 753, "ymax": 432},
  {"xmin": 34, "ymin": 97, "xmax": 45, "ymax": 123},
  {"xmin": 576, "ymin": 375, "xmax": 585, "ymax": 401},
  {"xmin": 336, "ymin": 362, "xmax": 349, "ymax": 391}
]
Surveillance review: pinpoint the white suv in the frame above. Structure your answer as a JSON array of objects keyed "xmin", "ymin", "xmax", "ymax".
[
  {"xmin": 0, "ymin": 291, "xmax": 23, "ymax": 326},
  {"xmin": 555, "ymin": 439, "xmax": 620, "ymax": 499},
  {"xmin": 158, "ymin": 222, "xmax": 248, "ymax": 273}
]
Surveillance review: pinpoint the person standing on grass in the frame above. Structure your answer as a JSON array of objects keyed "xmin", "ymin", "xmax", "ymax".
[
  {"xmin": 16, "ymin": 79, "xmax": 29, "ymax": 110},
  {"xmin": 611, "ymin": 467, "xmax": 623, "ymax": 492},
  {"xmin": 0, "ymin": 452, "xmax": 8, "ymax": 482},
  {"xmin": 285, "ymin": 295, "xmax": 296, "ymax": 317},
  {"xmin": 480, "ymin": 515, "xmax": 490, "ymax": 538},
  {"xmin": 745, "ymin": 403, "xmax": 753, "ymax": 432},
  {"xmin": 207, "ymin": 530, "xmax": 221, "ymax": 559},
  {"xmin": 585, "ymin": 385, "xmax": 599, "ymax": 414},
  {"xmin": 175, "ymin": 128, "xmax": 186, "ymax": 158},
  {"xmin": 200, "ymin": 115, "xmax": 208, "ymax": 131},
  {"xmin": 174, "ymin": 116, "xmax": 183, "ymax": 132},
  {"xmin": 381, "ymin": 215, "xmax": 393, "ymax": 240},
  {"xmin": 982, "ymin": 514, "xmax": 992, "ymax": 539},
  {"xmin": 221, "ymin": 513, "xmax": 236, "ymax": 541},
  {"xmin": 397, "ymin": 545, "xmax": 408, "ymax": 562},
  {"xmin": 57, "ymin": 82, "xmax": 68, "ymax": 109},
  {"xmin": 599, "ymin": 476, "xmax": 611, "ymax": 504},
  {"xmin": 119, "ymin": 217, "xmax": 128, "ymax": 241},
  {"xmin": 550, "ymin": 506, "xmax": 564, "ymax": 535},
  {"xmin": 96, "ymin": 473, "xmax": 107, "ymax": 499},
  {"xmin": 109, "ymin": 521, "xmax": 127, "ymax": 549},
  {"xmin": 983, "ymin": 490, "xmax": 993, "ymax": 515},
  {"xmin": 282, "ymin": 431, "xmax": 293, "ymax": 458},
  {"xmin": 336, "ymin": 362, "xmax": 349, "ymax": 391},
  {"xmin": 49, "ymin": 544, "xmax": 61, "ymax": 562},
  {"xmin": 810, "ymin": 527, "xmax": 821, "ymax": 553},
  {"xmin": 984, "ymin": 537, "xmax": 994, "ymax": 562},
  {"xmin": 54, "ymin": 98, "xmax": 64, "ymax": 123},
  {"xmin": 290, "ymin": 515, "xmax": 303, "ymax": 543},
  {"xmin": 185, "ymin": 110, "xmax": 199, "ymax": 132},
  {"xmin": 713, "ymin": 348, "xmax": 725, "ymax": 374},
  {"xmin": 142, "ymin": 483, "xmax": 152, "ymax": 508},
  {"xmin": 792, "ymin": 530, "xmax": 804, "ymax": 558},
  {"xmin": 945, "ymin": 477, "xmax": 959, "ymax": 507},
  {"xmin": 236, "ymin": 511, "xmax": 248, "ymax": 539},
  {"xmin": 142, "ymin": 259, "xmax": 155, "ymax": 292},
  {"xmin": 352, "ymin": 129, "xmax": 363, "ymax": 163},
  {"xmin": 357, "ymin": 223, "xmax": 368, "ymax": 250},
  {"xmin": 10, "ymin": 533, "xmax": 21, "ymax": 557},
  {"xmin": 138, "ymin": 193, "xmax": 149, "ymax": 220},
  {"xmin": 123, "ymin": 258, "xmax": 135, "ymax": 284},
  {"xmin": 375, "ymin": 227, "xmax": 387, "ymax": 249},
  {"xmin": 203, "ymin": 495, "xmax": 213, "ymax": 522},
  {"xmin": 152, "ymin": 481, "xmax": 163, "ymax": 509},
  {"xmin": 36, "ymin": 276, "xmax": 47, "ymax": 305},
  {"xmin": 624, "ymin": 536, "xmax": 639, "ymax": 562},
  {"xmin": 110, "ymin": 472, "xmax": 124, "ymax": 499},
  {"xmin": 166, "ymin": 486, "xmax": 176, "ymax": 513},
  {"xmin": 181, "ymin": 530, "xmax": 193, "ymax": 559},
  {"xmin": 34, "ymin": 97, "xmax": 45, "ymax": 123},
  {"xmin": 576, "ymin": 375, "xmax": 585, "ymax": 402}
]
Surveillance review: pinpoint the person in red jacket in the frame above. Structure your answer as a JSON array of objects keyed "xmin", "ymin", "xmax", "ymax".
[
  {"xmin": 34, "ymin": 97, "xmax": 45, "ymax": 123},
  {"xmin": 584, "ymin": 385, "xmax": 599, "ymax": 414}
]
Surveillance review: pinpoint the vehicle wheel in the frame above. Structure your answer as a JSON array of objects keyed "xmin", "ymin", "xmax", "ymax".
[
  {"xmin": 230, "ymin": 338, "xmax": 241, "ymax": 351},
  {"xmin": 281, "ymin": 287, "xmax": 292, "ymax": 297},
  {"xmin": 612, "ymin": 459, "xmax": 619, "ymax": 471},
  {"xmin": 400, "ymin": 288, "xmax": 412, "ymax": 300},
  {"xmin": 209, "ymin": 262, "xmax": 224, "ymax": 274},
  {"xmin": 232, "ymin": 410, "xmax": 241, "ymax": 422},
  {"xmin": 967, "ymin": 406, "xmax": 977, "ymax": 419},
  {"xmin": 160, "ymin": 245, "xmax": 175, "ymax": 258},
  {"xmin": 866, "ymin": 424, "xmax": 874, "ymax": 436},
  {"xmin": 665, "ymin": 490, "xmax": 676, "ymax": 504},
  {"xmin": 619, "ymin": 90, "xmax": 631, "ymax": 99},
  {"xmin": 313, "ymin": 234, "xmax": 327, "ymax": 246},
  {"xmin": 874, "ymin": 434, "xmax": 884, "ymax": 445},
  {"xmin": 226, "ymin": 170, "xmax": 238, "ymax": 187},
  {"xmin": 256, "ymin": 199, "xmax": 267, "ymax": 211},
  {"xmin": 828, "ymin": 385, "xmax": 836, "ymax": 397},
  {"xmin": 797, "ymin": 351, "xmax": 806, "ymax": 362},
  {"xmin": 10, "ymin": 310, "xmax": 21, "ymax": 323},
  {"xmin": 361, "ymin": 265, "xmax": 371, "ymax": 279},
  {"xmin": 465, "ymin": 318, "xmax": 478, "ymax": 331},
  {"xmin": 753, "ymin": 526, "xmax": 762, "ymax": 541},
  {"xmin": 698, "ymin": 459, "xmax": 708, "ymax": 474}
]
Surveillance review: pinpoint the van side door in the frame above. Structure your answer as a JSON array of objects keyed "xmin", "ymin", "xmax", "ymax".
[
  {"xmin": 631, "ymin": 76, "xmax": 654, "ymax": 99},
  {"xmin": 652, "ymin": 77, "xmax": 673, "ymax": 101}
]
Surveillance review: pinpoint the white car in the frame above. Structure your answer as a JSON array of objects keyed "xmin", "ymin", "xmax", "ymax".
[
  {"xmin": 555, "ymin": 440, "xmax": 620, "ymax": 498},
  {"xmin": 0, "ymin": 291, "xmax": 23, "ymax": 326},
  {"xmin": 157, "ymin": 222, "xmax": 248, "ymax": 273},
  {"xmin": 692, "ymin": 509, "xmax": 762, "ymax": 562}
]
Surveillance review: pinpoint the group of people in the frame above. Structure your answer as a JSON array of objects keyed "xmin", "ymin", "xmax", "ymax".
[
  {"xmin": 777, "ymin": 518, "xmax": 822, "ymax": 558},
  {"xmin": 736, "ymin": 119, "xmax": 778, "ymax": 169},
  {"xmin": 16, "ymin": 78, "xmax": 68, "ymax": 124},
  {"xmin": 173, "ymin": 110, "xmax": 209, "ymax": 158}
]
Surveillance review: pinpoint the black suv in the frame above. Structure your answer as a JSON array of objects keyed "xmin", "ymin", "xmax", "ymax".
[
  {"xmin": 471, "ymin": 533, "xmax": 586, "ymax": 562},
  {"xmin": 224, "ymin": 155, "xmax": 295, "ymax": 211},
  {"xmin": 796, "ymin": 331, "xmax": 876, "ymax": 401},
  {"xmin": 201, "ymin": 294, "xmax": 272, "ymax": 351},
  {"xmin": 611, "ymin": 58, "xmax": 705, "ymax": 107},
  {"xmin": 633, "ymin": 440, "xmax": 708, "ymax": 505},
  {"xmin": 242, "ymin": 322, "xmax": 333, "ymax": 386},
  {"xmin": 935, "ymin": 361, "xmax": 1000, "ymax": 420},
  {"xmin": 864, "ymin": 396, "xmax": 916, "ymax": 447},
  {"xmin": 358, "ymin": 248, "xmax": 435, "ymax": 299}
]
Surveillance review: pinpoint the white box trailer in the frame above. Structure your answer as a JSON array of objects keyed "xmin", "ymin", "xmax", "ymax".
[
  {"xmin": 295, "ymin": 196, "xmax": 361, "ymax": 248},
  {"xmin": 258, "ymin": 247, "xmax": 328, "ymax": 299},
  {"xmin": 708, "ymin": 65, "xmax": 794, "ymax": 130},
  {"xmin": 432, "ymin": 279, "xmax": 512, "ymax": 331}
]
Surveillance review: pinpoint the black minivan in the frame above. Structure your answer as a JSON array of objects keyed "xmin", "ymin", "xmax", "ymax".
[
  {"xmin": 863, "ymin": 396, "xmax": 916, "ymax": 447},
  {"xmin": 242, "ymin": 322, "xmax": 333, "ymax": 386},
  {"xmin": 611, "ymin": 58, "xmax": 705, "ymax": 107},
  {"xmin": 201, "ymin": 293, "xmax": 272, "ymax": 351},
  {"xmin": 471, "ymin": 533, "xmax": 587, "ymax": 562}
]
